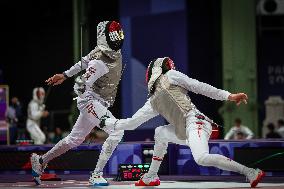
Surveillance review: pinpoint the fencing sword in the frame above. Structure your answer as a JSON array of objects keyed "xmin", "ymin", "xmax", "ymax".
[{"xmin": 43, "ymin": 85, "xmax": 52, "ymax": 105}]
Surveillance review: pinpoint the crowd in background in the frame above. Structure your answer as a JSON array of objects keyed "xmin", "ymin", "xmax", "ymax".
[
  {"xmin": 224, "ymin": 118, "xmax": 284, "ymax": 140},
  {"xmin": 4, "ymin": 94, "xmax": 284, "ymax": 145}
]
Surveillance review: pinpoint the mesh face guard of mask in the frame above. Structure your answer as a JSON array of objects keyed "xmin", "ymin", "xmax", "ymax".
[{"xmin": 99, "ymin": 21, "xmax": 124, "ymax": 51}]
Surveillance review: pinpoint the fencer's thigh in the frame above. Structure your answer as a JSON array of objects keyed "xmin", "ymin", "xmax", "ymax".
[
  {"xmin": 80, "ymin": 99, "xmax": 111, "ymax": 127},
  {"xmin": 156, "ymin": 124, "xmax": 186, "ymax": 145},
  {"xmin": 77, "ymin": 98, "xmax": 123, "ymax": 139},
  {"xmin": 68, "ymin": 112, "xmax": 96, "ymax": 140},
  {"xmin": 186, "ymin": 121, "xmax": 211, "ymax": 160}
]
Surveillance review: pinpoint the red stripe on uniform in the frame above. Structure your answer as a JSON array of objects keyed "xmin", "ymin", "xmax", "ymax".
[{"xmin": 152, "ymin": 156, "xmax": 163, "ymax": 161}]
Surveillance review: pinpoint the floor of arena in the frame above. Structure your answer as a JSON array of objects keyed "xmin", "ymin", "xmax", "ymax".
[
  {"xmin": 0, "ymin": 174, "xmax": 284, "ymax": 188},
  {"xmin": 1, "ymin": 141, "xmax": 283, "ymax": 188}
]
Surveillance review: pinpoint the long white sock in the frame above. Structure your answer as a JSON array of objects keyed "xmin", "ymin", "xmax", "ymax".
[
  {"xmin": 148, "ymin": 142, "xmax": 168, "ymax": 175},
  {"xmin": 199, "ymin": 154, "xmax": 252, "ymax": 176},
  {"xmin": 42, "ymin": 139, "xmax": 72, "ymax": 165},
  {"xmin": 94, "ymin": 139, "xmax": 119, "ymax": 173}
]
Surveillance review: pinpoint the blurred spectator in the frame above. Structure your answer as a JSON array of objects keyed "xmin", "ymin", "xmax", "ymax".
[
  {"xmin": 6, "ymin": 97, "xmax": 26, "ymax": 143},
  {"xmin": 266, "ymin": 123, "xmax": 281, "ymax": 139},
  {"xmin": 235, "ymin": 131, "xmax": 245, "ymax": 140},
  {"xmin": 224, "ymin": 118, "xmax": 254, "ymax": 140},
  {"xmin": 52, "ymin": 127, "xmax": 63, "ymax": 144},
  {"xmin": 277, "ymin": 119, "xmax": 284, "ymax": 138},
  {"xmin": 26, "ymin": 87, "xmax": 49, "ymax": 144}
]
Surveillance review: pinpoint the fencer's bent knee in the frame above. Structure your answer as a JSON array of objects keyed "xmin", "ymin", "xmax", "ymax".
[
  {"xmin": 155, "ymin": 126, "xmax": 163, "ymax": 134},
  {"xmin": 153, "ymin": 126, "xmax": 169, "ymax": 157},
  {"xmin": 154, "ymin": 126, "xmax": 167, "ymax": 143},
  {"xmin": 193, "ymin": 153, "xmax": 209, "ymax": 166}
]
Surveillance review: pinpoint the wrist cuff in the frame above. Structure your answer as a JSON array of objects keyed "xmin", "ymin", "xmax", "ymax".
[{"xmin": 62, "ymin": 72, "xmax": 68, "ymax": 79}]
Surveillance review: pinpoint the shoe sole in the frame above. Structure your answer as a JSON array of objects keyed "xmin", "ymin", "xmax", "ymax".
[
  {"xmin": 251, "ymin": 171, "xmax": 265, "ymax": 188},
  {"xmin": 135, "ymin": 183, "xmax": 160, "ymax": 186},
  {"xmin": 31, "ymin": 154, "xmax": 41, "ymax": 185},
  {"xmin": 32, "ymin": 168, "xmax": 41, "ymax": 185},
  {"xmin": 135, "ymin": 180, "xmax": 160, "ymax": 186},
  {"xmin": 33, "ymin": 177, "xmax": 41, "ymax": 185},
  {"xmin": 93, "ymin": 183, "xmax": 109, "ymax": 186}
]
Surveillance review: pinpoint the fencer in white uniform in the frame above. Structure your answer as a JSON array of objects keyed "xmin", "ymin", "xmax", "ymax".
[
  {"xmin": 103, "ymin": 57, "xmax": 265, "ymax": 188},
  {"xmin": 30, "ymin": 20, "xmax": 125, "ymax": 186},
  {"xmin": 26, "ymin": 87, "xmax": 49, "ymax": 145}
]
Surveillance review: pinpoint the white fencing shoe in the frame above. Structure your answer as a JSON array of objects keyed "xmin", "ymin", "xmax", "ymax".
[
  {"xmin": 30, "ymin": 153, "xmax": 45, "ymax": 185},
  {"xmin": 89, "ymin": 171, "xmax": 109, "ymax": 186},
  {"xmin": 247, "ymin": 168, "xmax": 265, "ymax": 188}
]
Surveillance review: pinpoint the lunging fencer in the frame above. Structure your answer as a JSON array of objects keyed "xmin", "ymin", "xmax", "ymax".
[
  {"xmin": 30, "ymin": 20, "xmax": 125, "ymax": 186},
  {"xmin": 102, "ymin": 57, "xmax": 265, "ymax": 188},
  {"xmin": 26, "ymin": 87, "xmax": 49, "ymax": 145}
]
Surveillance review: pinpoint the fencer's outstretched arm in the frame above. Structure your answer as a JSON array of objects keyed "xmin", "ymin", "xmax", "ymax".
[
  {"xmin": 167, "ymin": 70, "xmax": 248, "ymax": 105},
  {"xmin": 45, "ymin": 55, "xmax": 89, "ymax": 86},
  {"xmin": 63, "ymin": 56, "xmax": 89, "ymax": 77},
  {"xmin": 64, "ymin": 49, "xmax": 105, "ymax": 78},
  {"xmin": 105, "ymin": 99, "xmax": 159, "ymax": 131},
  {"xmin": 46, "ymin": 52, "xmax": 109, "ymax": 86}
]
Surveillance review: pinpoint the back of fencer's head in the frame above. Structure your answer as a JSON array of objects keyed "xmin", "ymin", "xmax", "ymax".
[
  {"xmin": 145, "ymin": 57, "xmax": 176, "ymax": 94},
  {"xmin": 145, "ymin": 57, "xmax": 176, "ymax": 84}
]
